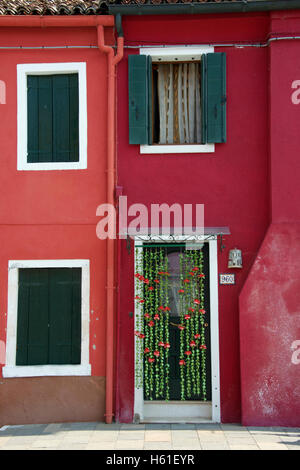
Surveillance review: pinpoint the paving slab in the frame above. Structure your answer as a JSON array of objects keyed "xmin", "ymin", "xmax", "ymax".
[
  {"xmin": 173, "ymin": 442, "xmax": 201, "ymax": 450},
  {"xmin": 144, "ymin": 442, "xmax": 173, "ymax": 450},
  {"xmin": 201, "ymin": 442, "xmax": 230, "ymax": 450},
  {"xmin": 279, "ymin": 436, "xmax": 300, "ymax": 444},
  {"xmin": 198, "ymin": 433, "xmax": 228, "ymax": 441},
  {"xmin": 14, "ymin": 424, "xmax": 48, "ymax": 436},
  {"xmin": 0, "ymin": 436, "xmax": 12, "ymax": 447},
  {"xmin": 120, "ymin": 424, "xmax": 146, "ymax": 430},
  {"xmin": 63, "ymin": 429, "xmax": 94, "ymax": 437},
  {"xmin": 253, "ymin": 434, "xmax": 283, "ymax": 440},
  {"xmin": 2, "ymin": 435, "xmax": 37, "ymax": 446},
  {"xmin": 86, "ymin": 442, "xmax": 116, "ymax": 450},
  {"xmin": 220, "ymin": 424, "xmax": 244, "ymax": 430},
  {"xmin": 145, "ymin": 430, "xmax": 172, "ymax": 442},
  {"xmin": 61, "ymin": 435, "xmax": 91, "ymax": 445},
  {"xmin": 171, "ymin": 424, "xmax": 197, "ymax": 430},
  {"xmin": 145, "ymin": 423, "xmax": 171, "ymax": 430},
  {"xmin": 115, "ymin": 440, "xmax": 144, "ymax": 450},
  {"xmin": 1, "ymin": 444, "xmax": 32, "ymax": 450},
  {"xmin": 172, "ymin": 430, "xmax": 199, "ymax": 441},
  {"xmin": 31, "ymin": 439, "xmax": 61, "ymax": 449},
  {"xmin": 257, "ymin": 443, "xmax": 289, "ymax": 450},
  {"xmin": 42, "ymin": 423, "xmax": 64, "ymax": 434},
  {"xmin": 226, "ymin": 438, "xmax": 258, "ymax": 447},
  {"xmin": 89, "ymin": 430, "xmax": 119, "ymax": 442},
  {"xmin": 117, "ymin": 431, "xmax": 145, "ymax": 440},
  {"xmin": 229, "ymin": 444, "xmax": 259, "ymax": 450},
  {"xmin": 195, "ymin": 423, "xmax": 221, "ymax": 431}
]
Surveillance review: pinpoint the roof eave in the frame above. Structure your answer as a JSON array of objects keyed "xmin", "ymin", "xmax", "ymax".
[{"xmin": 108, "ymin": 1, "xmax": 300, "ymax": 17}]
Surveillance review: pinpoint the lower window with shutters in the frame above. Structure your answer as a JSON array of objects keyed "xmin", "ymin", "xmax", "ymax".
[
  {"xmin": 128, "ymin": 47, "xmax": 226, "ymax": 154},
  {"xmin": 3, "ymin": 260, "xmax": 91, "ymax": 378},
  {"xmin": 17, "ymin": 62, "xmax": 87, "ymax": 171},
  {"xmin": 16, "ymin": 268, "xmax": 81, "ymax": 366}
]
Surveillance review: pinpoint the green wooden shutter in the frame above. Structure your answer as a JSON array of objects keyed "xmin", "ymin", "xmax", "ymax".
[
  {"xmin": 27, "ymin": 74, "xmax": 79, "ymax": 163},
  {"xmin": 53, "ymin": 74, "xmax": 79, "ymax": 162},
  {"xmin": 201, "ymin": 52, "xmax": 226, "ymax": 144},
  {"xmin": 68, "ymin": 75, "xmax": 80, "ymax": 162},
  {"xmin": 128, "ymin": 55, "xmax": 152, "ymax": 145},
  {"xmin": 48, "ymin": 268, "xmax": 81, "ymax": 365},
  {"xmin": 71, "ymin": 268, "xmax": 82, "ymax": 364},
  {"xmin": 28, "ymin": 76, "xmax": 53, "ymax": 163},
  {"xmin": 16, "ymin": 269, "xmax": 49, "ymax": 365}
]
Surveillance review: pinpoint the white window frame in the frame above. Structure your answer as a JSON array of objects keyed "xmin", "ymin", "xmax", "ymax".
[
  {"xmin": 17, "ymin": 62, "xmax": 87, "ymax": 171},
  {"xmin": 3, "ymin": 259, "xmax": 91, "ymax": 378},
  {"xmin": 139, "ymin": 46, "xmax": 215, "ymax": 155}
]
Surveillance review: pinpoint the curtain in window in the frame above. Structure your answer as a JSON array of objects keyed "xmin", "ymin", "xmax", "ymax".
[{"xmin": 157, "ymin": 63, "xmax": 201, "ymax": 145}]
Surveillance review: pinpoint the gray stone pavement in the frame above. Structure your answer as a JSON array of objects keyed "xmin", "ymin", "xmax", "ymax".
[{"xmin": 0, "ymin": 422, "xmax": 299, "ymax": 450}]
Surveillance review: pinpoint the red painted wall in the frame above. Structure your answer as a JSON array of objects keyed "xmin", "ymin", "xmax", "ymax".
[
  {"xmin": 116, "ymin": 13, "xmax": 271, "ymax": 423},
  {"xmin": 240, "ymin": 224, "xmax": 300, "ymax": 427},
  {"xmin": 0, "ymin": 25, "xmax": 114, "ymax": 422},
  {"xmin": 269, "ymin": 16, "xmax": 300, "ymax": 224},
  {"xmin": 239, "ymin": 11, "xmax": 300, "ymax": 427}
]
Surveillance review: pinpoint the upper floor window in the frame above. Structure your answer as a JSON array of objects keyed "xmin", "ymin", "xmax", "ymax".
[
  {"xmin": 152, "ymin": 61, "xmax": 202, "ymax": 146},
  {"xmin": 128, "ymin": 47, "xmax": 226, "ymax": 154},
  {"xmin": 27, "ymin": 74, "xmax": 79, "ymax": 164},
  {"xmin": 17, "ymin": 62, "xmax": 87, "ymax": 170}
]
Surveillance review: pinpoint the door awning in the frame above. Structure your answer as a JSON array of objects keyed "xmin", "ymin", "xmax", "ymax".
[{"xmin": 120, "ymin": 226, "xmax": 230, "ymax": 240}]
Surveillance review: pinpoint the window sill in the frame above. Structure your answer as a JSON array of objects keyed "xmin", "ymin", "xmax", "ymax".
[
  {"xmin": 140, "ymin": 144, "xmax": 215, "ymax": 155},
  {"xmin": 17, "ymin": 161, "xmax": 87, "ymax": 171},
  {"xmin": 2, "ymin": 364, "xmax": 91, "ymax": 378}
]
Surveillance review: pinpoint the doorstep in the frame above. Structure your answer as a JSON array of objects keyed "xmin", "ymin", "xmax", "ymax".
[
  {"xmin": 140, "ymin": 417, "xmax": 214, "ymax": 424},
  {"xmin": 141, "ymin": 400, "xmax": 213, "ymax": 424}
]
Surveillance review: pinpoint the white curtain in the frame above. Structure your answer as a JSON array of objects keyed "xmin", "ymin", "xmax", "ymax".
[{"xmin": 157, "ymin": 63, "xmax": 201, "ymax": 145}]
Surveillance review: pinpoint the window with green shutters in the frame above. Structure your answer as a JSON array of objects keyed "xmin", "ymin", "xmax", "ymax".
[
  {"xmin": 17, "ymin": 62, "xmax": 87, "ymax": 171},
  {"xmin": 128, "ymin": 50, "xmax": 226, "ymax": 151},
  {"xmin": 27, "ymin": 74, "xmax": 79, "ymax": 163},
  {"xmin": 16, "ymin": 268, "xmax": 82, "ymax": 366}
]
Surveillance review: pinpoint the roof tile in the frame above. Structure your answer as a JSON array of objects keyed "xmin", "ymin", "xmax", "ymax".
[
  {"xmin": 0, "ymin": 0, "xmax": 280, "ymax": 16},
  {"xmin": 0, "ymin": 0, "xmax": 109, "ymax": 15}
]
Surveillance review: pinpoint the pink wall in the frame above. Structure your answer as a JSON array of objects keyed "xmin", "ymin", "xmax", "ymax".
[
  {"xmin": 269, "ymin": 19, "xmax": 300, "ymax": 224},
  {"xmin": 240, "ymin": 223, "xmax": 300, "ymax": 427},
  {"xmin": 0, "ymin": 26, "xmax": 113, "ymax": 380},
  {"xmin": 239, "ymin": 11, "xmax": 300, "ymax": 427},
  {"xmin": 116, "ymin": 13, "xmax": 270, "ymax": 423}
]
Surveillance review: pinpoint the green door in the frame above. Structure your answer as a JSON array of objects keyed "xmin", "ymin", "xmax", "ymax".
[{"xmin": 138, "ymin": 244, "xmax": 211, "ymax": 402}]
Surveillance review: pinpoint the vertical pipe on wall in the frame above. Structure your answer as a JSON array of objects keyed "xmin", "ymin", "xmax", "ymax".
[{"xmin": 97, "ymin": 23, "xmax": 124, "ymax": 424}]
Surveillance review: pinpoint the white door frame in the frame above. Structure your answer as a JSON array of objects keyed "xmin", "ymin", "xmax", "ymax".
[{"xmin": 133, "ymin": 236, "xmax": 221, "ymax": 423}]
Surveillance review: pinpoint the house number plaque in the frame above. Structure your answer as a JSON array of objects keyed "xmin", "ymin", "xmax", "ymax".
[{"xmin": 219, "ymin": 273, "xmax": 235, "ymax": 285}]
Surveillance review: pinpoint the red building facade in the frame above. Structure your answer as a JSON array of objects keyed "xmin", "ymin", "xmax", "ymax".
[
  {"xmin": 0, "ymin": 12, "xmax": 121, "ymax": 425},
  {"xmin": 113, "ymin": 7, "xmax": 300, "ymax": 426},
  {"xmin": 0, "ymin": 1, "xmax": 299, "ymax": 428}
]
